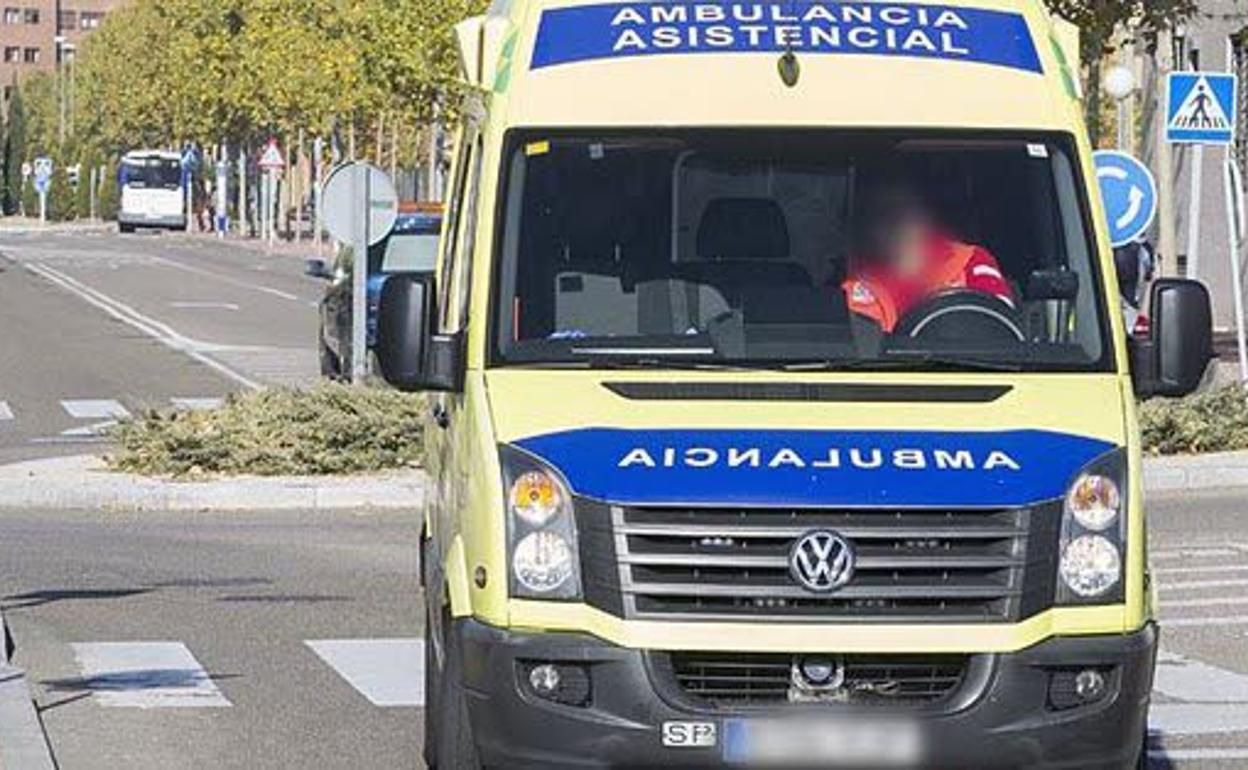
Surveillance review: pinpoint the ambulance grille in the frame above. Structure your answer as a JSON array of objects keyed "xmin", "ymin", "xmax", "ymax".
[
  {"xmin": 585, "ymin": 503, "xmax": 1059, "ymax": 622},
  {"xmin": 661, "ymin": 651, "xmax": 972, "ymax": 708}
]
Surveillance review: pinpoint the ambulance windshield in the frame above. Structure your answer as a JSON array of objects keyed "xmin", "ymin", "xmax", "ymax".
[{"xmin": 493, "ymin": 130, "xmax": 1110, "ymax": 372}]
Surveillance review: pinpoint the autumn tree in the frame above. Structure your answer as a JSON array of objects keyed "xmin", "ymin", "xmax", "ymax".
[{"xmin": 1044, "ymin": 0, "xmax": 1197, "ymax": 143}]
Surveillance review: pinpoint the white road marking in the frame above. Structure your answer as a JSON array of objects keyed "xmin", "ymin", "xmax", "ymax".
[
  {"xmin": 1155, "ymin": 564, "xmax": 1248, "ymax": 575},
  {"xmin": 1163, "ymin": 596, "xmax": 1248, "ymax": 609},
  {"xmin": 168, "ymin": 301, "xmax": 240, "ymax": 311},
  {"xmin": 0, "ymin": 401, "xmax": 11, "ymax": 421},
  {"xmin": 1151, "ymin": 651, "xmax": 1248, "ymax": 738},
  {"xmin": 1163, "ymin": 615, "xmax": 1248, "ymax": 628},
  {"xmin": 170, "ymin": 397, "xmax": 225, "ymax": 411},
  {"xmin": 1152, "ymin": 547, "xmax": 1241, "ymax": 560},
  {"xmin": 147, "ymin": 255, "xmax": 301, "ymax": 301},
  {"xmin": 306, "ymin": 639, "xmax": 424, "ymax": 707},
  {"xmin": 26, "ymin": 262, "xmax": 261, "ymax": 390},
  {"xmin": 69, "ymin": 642, "xmax": 231, "ymax": 709},
  {"xmin": 58, "ymin": 420, "xmax": 118, "ymax": 439},
  {"xmin": 60, "ymin": 400, "xmax": 129, "ymax": 419},
  {"xmin": 1158, "ymin": 578, "xmax": 1248, "ymax": 592},
  {"xmin": 1155, "ymin": 650, "xmax": 1248, "ymax": 702},
  {"xmin": 1152, "ymin": 748, "xmax": 1248, "ymax": 760}
]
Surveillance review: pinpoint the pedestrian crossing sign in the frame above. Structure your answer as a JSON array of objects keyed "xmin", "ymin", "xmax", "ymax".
[{"xmin": 1167, "ymin": 72, "xmax": 1238, "ymax": 145}]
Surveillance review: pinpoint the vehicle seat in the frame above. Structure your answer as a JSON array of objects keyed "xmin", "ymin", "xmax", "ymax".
[{"xmin": 682, "ymin": 198, "xmax": 813, "ymax": 304}]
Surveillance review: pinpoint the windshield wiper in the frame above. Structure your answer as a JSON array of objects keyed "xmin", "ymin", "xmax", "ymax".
[
  {"xmin": 881, "ymin": 350, "xmax": 1025, "ymax": 372},
  {"xmin": 505, "ymin": 358, "xmax": 761, "ymax": 372},
  {"xmin": 782, "ymin": 355, "xmax": 1023, "ymax": 373}
]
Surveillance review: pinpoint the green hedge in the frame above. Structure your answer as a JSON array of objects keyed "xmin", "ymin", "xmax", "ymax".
[
  {"xmin": 1140, "ymin": 387, "xmax": 1248, "ymax": 456},
  {"xmin": 108, "ymin": 383, "xmax": 424, "ymax": 477}
]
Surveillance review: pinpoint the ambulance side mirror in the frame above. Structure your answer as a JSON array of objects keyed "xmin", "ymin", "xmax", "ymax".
[
  {"xmin": 1131, "ymin": 278, "xmax": 1213, "ymax": 398},
  {"xmin": 375, "ymin": 274, "xmax": 463, "ymax": 393}
]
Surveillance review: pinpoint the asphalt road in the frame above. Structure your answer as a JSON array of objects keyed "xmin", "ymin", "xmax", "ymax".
[
  {"xmin": 0, "ymin": 493, "xmax": 1240, "ymax": 768},
  {"xmin": 0, "ymin": 507, "xmax": 425, "ymax": 770},
  {"xmin": 0, "ymin": 229, "xmax": 324, "ymax": 463}
]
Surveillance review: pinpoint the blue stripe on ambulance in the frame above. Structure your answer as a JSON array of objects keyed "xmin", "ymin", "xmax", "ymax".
[
  {"xmin": 530, "ymin": 1, "xmax": 1044, "ymax": 74},
  {"xmin": 514, "ymin": 428, "xmax": 1113, "ymax": 507}
]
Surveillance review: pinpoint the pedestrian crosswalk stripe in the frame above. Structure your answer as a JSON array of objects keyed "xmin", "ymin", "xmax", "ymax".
[
  {"xmin": 0, "ymin": 401, "xmax": 11, "ymax": 421},
  {"xmin": 170, "ymin": 397, "xmax": 225, "ymax": 411},
  {"xmin": 306, "ymin": 639, "xmax": 424, "ymax": 707},
  {"xmin": 60, "ymin": 399, "xmax": 130, "ymax": 420},
  {"xmin": 1159, "ymin": 578, "xmax": 1248, "ymax": 592},
  {"xmin": 68, "ymin": 642, "xmax": 232, "ymax": 709}
]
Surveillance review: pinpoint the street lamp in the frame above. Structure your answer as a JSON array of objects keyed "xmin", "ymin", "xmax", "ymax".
[{"xmin": 1103, "ymin": 64, "xmax": 1137, "ymax": 153}]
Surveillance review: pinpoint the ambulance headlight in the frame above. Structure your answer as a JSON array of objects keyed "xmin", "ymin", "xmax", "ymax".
[
  {"xmin": 513, "ymin": 532, "xmax": 576, "ymax": 594},
  {"xmin": 1058, "ymin": 451, "xmax": 1126, "ymax": 604},
  {"xmin": 1065, "ymin": 474, "xmax": 1121, "ymax": 532},
  {"xmin": 501, "ymin": 446, "xmax": 582, "ymax": 600},
  {"xmin": 1060, "ymin": 535, "xmax": 1122, "ymax": 598}
]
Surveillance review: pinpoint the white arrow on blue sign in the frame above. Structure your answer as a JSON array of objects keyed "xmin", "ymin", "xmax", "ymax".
[
  {"xmin": 1093, "ymin": 151, "xmax": 1158, "ymax": 248},
  {"xmin": 33, "ymin": 157, "xmax": 53, "ymax": 195},
  {"xmin": 1167, "ymin": 72, "xmax": 1238, "ymax": 145}
]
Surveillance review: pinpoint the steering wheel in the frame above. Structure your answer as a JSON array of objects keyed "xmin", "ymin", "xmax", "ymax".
[{"xmin": 894, "ymin": 289, "xmax": 1026, "ymax": 343}]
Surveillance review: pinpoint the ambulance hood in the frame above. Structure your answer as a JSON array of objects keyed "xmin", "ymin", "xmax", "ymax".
[{"xmin": 485, "ymin": 370, "xmax": 1127, "ymax": 508}]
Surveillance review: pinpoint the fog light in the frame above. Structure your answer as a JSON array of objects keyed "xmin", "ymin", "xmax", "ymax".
[
  {"xmin": 1048, "ymin": 667, "xmax": 1113, "ymax": 710},
  {"xmin": 529, "ymin": 664, "xmax": 561, "ymax": 695},
  {"xmin": 519, "ymin": 662, "xmax": 592, "ymax": 707},
  {"xmin": 1074, "ymin": 668, "xmax": 1107, "ymax": 701}
]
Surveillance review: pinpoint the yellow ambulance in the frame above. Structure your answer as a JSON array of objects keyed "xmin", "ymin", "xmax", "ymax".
[{"xmin": 374, "ymin": 1, "xmax": 1215, "ymax": 767}]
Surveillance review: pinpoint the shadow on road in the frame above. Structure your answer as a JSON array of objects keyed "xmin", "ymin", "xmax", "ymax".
[
  {"xmin": 40, "ymin": 668, "xmax": 241, "ymax": 694},
  {"xmin": 3, "ymin": 588, "xmax": 153, "ymax": 609}
]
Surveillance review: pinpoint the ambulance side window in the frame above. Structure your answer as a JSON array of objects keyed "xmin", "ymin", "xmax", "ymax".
[
  {"xmin": 451, "ymin": 136, "xmax": 485, "ymax": 333},
  {"xmin": 438, "ymin": 125, "xmax": 480, "ymax": 333}
]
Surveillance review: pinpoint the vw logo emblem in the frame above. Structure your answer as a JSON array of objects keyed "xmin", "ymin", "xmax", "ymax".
[{"xmin": 789, "ymin": 530, "xmax": 855, "ymax": 593}]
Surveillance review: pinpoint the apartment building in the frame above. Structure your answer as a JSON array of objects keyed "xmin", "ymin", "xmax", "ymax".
[{"xmin": 0, "ymin": 0, "xmax": 123, "ymax": 108}]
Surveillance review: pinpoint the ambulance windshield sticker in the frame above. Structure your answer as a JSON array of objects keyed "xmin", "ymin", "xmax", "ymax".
[{"xmin": 530, "ymin": 2, "xmax": 1043, "ymax": 74}]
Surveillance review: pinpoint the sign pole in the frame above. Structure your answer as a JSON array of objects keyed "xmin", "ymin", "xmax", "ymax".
[
  {"xmin": 1224, "ymin": 157, "xmax": 1248, "ymax": 383},
  {"xmin": 1186, "ymin": 145, "xmax": 1203, "ymax": 279},
  {"xmin": 351, "ymin": 169, "xmax": 370, "ymax": 383}
]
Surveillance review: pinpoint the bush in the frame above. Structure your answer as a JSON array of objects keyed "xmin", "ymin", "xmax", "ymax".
[
  {"xmin": 107, "ymin": 383, "xmax": 424, "ymax": 477},
  {"xmin": 1139, "ymin": 387, "xmax": 1248, "ymax": 456}
]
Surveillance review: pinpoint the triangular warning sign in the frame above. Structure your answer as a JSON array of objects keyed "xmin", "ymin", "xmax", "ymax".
[
  {"xmin": 258, "ymin": 141, "xmax": 285, "ymax": 169},
  {"xmin": 1170, "ymin": 76, "xmax": 1232, "ymax": 132}
]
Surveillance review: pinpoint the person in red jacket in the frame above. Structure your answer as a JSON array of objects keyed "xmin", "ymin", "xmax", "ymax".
[{"xmin": 842, "ymin": 188, "xmax": 1015, "ymax": 333}]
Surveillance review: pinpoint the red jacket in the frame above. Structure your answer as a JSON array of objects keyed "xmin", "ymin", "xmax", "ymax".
[{"xmin": 842, "ymin": 234, "xmax": 1014, "ymax": 332}]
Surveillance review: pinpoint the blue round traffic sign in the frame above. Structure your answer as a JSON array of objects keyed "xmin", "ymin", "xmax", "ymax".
[{"xmin": 1093, "ymin": 151, "xmax": 1158, "ymax": 248}]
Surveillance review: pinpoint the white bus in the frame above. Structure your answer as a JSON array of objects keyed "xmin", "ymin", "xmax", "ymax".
[{"xmin": 117, "ymin": 150, "xmax": 185, "ymax": 233}]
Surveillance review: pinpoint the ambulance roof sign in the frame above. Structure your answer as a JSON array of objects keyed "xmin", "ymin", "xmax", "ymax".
[
  {"xmin": 1167, "ymin": 72, "xmax": 1237, "ymax": 145},
  {"xmin": 259, "ymin": 140, "xmax": 285, "ymax": 170}
]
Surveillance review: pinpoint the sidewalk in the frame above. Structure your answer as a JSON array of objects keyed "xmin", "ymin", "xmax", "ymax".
[
  {"xmin": 1143, "ymin": 450, "xmax": 1248, "ymax": 493},
  {"xmin": 0, "ymin": 455, "xmax": 423, "ymax": 512},
  {"xmin": 0, "ymin": 217, "xmax": 112, "ymax": 234}
]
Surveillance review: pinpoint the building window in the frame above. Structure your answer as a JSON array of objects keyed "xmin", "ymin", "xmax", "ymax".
[
  {"xmin": 58, "ymin": 10, "xmax": 74, "ymax": 30},
  {"xmin": 22, "ymin": 7, "xmax": 37, "ymax": 24},
  {"xmin": 23, "ymin": 47, "xmax": 39, "ymax": 63},
  {"xmin": 2, "ymin": 47, "xmax": 19, "ymax": 63},
  {"xmin": 80, "ymin": 11, "xmax": 102, "ymax": 29},
  {"xmin": 3, "ymin": 8, "xmax": 19, "ymax": 24}
]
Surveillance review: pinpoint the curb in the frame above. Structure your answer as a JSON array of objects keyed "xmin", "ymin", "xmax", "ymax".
[
  {"xmin": 1143, "ymin": 450, "xmax": 1248, "ymax": 494},
  {"xmin": 0, "ymin": 615, "xmax": 55, "ymax": 770},
  {"xmin": 0, "ymin": 455, "xmax": 422, "ymax": 512}
]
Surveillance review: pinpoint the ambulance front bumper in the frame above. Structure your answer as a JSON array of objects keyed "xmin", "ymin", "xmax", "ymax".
[{"xmin": 455, "ymin": 618, "xmax": 1156, "ymax": 769}]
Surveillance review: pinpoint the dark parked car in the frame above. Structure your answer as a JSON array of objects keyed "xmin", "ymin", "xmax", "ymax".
[{"xmin": 308, "ymin": 208, "xmax": 442, "ymax": 379}]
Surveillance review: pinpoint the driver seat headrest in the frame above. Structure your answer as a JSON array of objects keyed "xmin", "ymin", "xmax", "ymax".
[{"xmin": 696, "ymin": 198, "xmax": 790, "ymax": 261}]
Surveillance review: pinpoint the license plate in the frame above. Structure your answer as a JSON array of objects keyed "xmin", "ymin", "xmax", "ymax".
[{"xmin": 723, "ymin": 716, "xmax": 923, "ymax": 767}]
